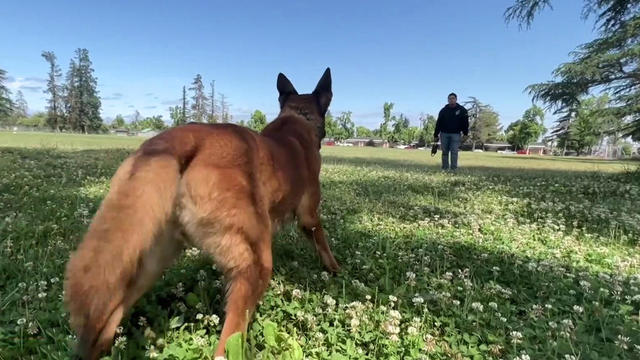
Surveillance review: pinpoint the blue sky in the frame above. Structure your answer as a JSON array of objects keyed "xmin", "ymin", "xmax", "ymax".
[{"xmin": 1, "ymin": 0, "xmax": 596, "ymax": 129}]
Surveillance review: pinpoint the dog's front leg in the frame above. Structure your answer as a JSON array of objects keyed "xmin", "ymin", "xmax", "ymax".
[{"xmin": 297, "ymin": 191, "xmax": 340, "ymax": 273}]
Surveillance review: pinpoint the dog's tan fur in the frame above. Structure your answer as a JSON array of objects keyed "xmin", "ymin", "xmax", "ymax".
[{"xmin": 64, "ymin": 69, "xmax": 339, "ymax": 359}]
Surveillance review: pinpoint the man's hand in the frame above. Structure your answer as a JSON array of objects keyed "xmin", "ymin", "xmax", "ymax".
[
  {"xmin": 462, "ymin": 134, "xmax": 469, "ymax": 142},
  {"xmin": 433, "ymin": 136, "xmax": 439, "ymax": 143}
]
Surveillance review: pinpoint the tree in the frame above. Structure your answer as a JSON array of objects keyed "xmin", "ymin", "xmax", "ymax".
[
  {"xmin": 13, "ymin": 90, "xmax": 28, "ymax": 118},
  {"xmin": 181, "ymin": 86, "xmax": 188, "ymax": 123},
  {"xmin": 0, "ymin": 68, "xmax": 14, "ymax": 125},
  {"xmin": 169, "ymin": 106, "xmax": 185, "ymax": 127},
  {"xmin": 111, "ymin": 114, "xmax": 126, "ymax": 129},
  {"xmin": 356, "ymin": 126, "xmax": 373, "ymax": 138},
  {"xmin": 335, "ymin": 111, "xmax": 355, "ymax": 141},
  {"xmin": 219, "ymin": 92, "xmax": 231, "ymax": 123},
  {"xmin": 42, "ymin": 51, "xmax": 64, "ymax": 131},
  {"xmin": 189, "ymin": 74, "xmax": 209, "ymax": 122},
  {"xmin": 379, "ymin": 102, "xmax": 395, "ymax": 142},
  {"xmin": 403, "ymin": 126, "xmax": 421, "ymax": 145},
  {"xmin": 390, "ymin": 113, "xmax": 410, "ymax": 144},
  {"xmin": 208, "ymin": 80, "xmax": 218, "ymax": 123},
  {"xmin": 562, "ymin": 95, "xmax": 612, "ymax": 155},
  {"xmin": 19, "ymin": 112, "xmax": 47, "ymax": 128},
  {"xmin": 464, "ymin": 97, "xmax": 502, "ymax": 149},
  {"xmin": 325, "ymin": 111, "xmax": 340, "ymax": 139},
  {"xmin": 506, "ymin": 106, "xmax": 547, "ymax": 150},
  {"xmin": 64, "ymin": 48, "xmax": 102, "ymax": 133},
  {"xmin": 145, "ymin": 115, "xmax": 167, "ymax": 131},
  {"xmin": 505, "ymin": 0, "xmax": 640, "ymax": 139},
  {"xmin": 417, "ymin": 113, "xmax": 437, "ymax": 146},
  {"xmin": 247, "ymin": 110, "xmax": 267, "ymax": 132},
  {"xmin": 522, "ymin": 104, "xmax": 545, "ymax": 126}
]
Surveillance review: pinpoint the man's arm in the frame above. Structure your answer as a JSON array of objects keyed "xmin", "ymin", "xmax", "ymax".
[
  {"xmin": 434, "ymin": 109, "xmax": 443, "ymax": 139},
  {"xmin": 461, "ymin": 107, "xmax": 469, "ymax": 136}
]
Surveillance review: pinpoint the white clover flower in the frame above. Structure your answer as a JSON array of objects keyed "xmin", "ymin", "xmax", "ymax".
[
  {"xmin": 323, "ymin": 295, "xmax": 336, "ymax": 307},
  {"xmin": 389, "ymin": 310, "xmax": 402, "ymax": 321},
  {"xmin": 510, "ymin": 331, "xmax": 523, "ymax": 344},
  {"xmin": 292, "ymin": 289, "xmax": 302, "ymax": 299},
  {"xmin": 615, "ymin": 335, "xmax": 630, "ymax": 350},
  {"xmin": 412, "ymin": 295, "xmax": 424, "ymax": 306},
  {"xmin": 471, "ymin": 302, "xmax": 484, "ymax": 312}
]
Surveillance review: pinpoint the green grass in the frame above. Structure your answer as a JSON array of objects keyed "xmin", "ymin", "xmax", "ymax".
[{"xmin": 1, "ymin": 132, "xmax": 639, "ymax": 359}]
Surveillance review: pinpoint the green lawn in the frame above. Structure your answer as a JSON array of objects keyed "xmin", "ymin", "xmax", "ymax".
[{"xmin": 1, "ymin": 132, "xmax": 639, "ymax": 359}]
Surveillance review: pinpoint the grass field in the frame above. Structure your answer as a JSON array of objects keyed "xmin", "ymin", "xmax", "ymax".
[{"xmin": 1, "ymin": 132, "xmax": 639, "ymax": 359}]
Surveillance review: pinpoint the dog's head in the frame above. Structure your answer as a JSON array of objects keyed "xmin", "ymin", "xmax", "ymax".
[{"xmin": 277, "ymin": 68, "xmax": 332, "ymax": 141}]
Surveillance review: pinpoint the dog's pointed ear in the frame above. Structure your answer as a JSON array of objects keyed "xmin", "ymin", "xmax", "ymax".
[
  {"xmin": 277, "ymin": 73, "xmax": 298, "ymax": 109},
  {"xmin": 313, "ymin": 67, "xmax": 332, "ymax": 115}
]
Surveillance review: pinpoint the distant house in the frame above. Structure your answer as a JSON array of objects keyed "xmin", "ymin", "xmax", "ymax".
[
  {"xmin": 323, "ymin": 137, "xmax": 389, "ymax": 148},
  {"xmin": 137, "ymin": 128, "xmax": 161, "ymax": 138},
  {"xmin": 344, "ymin": 137, "xmax": 388, "ymax": 147},
  {"xmin": 525, "ymin": 142, "xmax": 548, "ymax": 155},
  {"xmin": 111, "ymin": 128, "xmax": 129, "ymax": 136},
  {"xmin": 482, "ymin": 143, "xmax": 513, "ymax": 152}
]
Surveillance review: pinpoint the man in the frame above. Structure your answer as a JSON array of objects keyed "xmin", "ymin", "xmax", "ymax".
[{"xmin": 434, "ymin": 93, "xmax": 469, "ymax": 171}]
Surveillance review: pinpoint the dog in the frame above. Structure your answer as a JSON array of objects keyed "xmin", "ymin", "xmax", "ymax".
[{"xmin": 64, "ymin": 68, "xmax": 340, "ymax": 359}]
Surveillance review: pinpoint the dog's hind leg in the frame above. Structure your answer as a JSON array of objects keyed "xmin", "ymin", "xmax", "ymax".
[{"xmin": 189, "ymin": 226, "xmax": 272, "ymax": 358}]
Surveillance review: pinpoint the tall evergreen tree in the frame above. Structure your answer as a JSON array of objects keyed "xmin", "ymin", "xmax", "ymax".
[
  {"xmin": 181, "ymin": 86, "xmax": 188, "ymax": 122},
  {"xmin": 464, "ymin": 97, "xmax": 502, "ymax": 149},
  {"xmin": 219, "ymin": 92, "xmax": 231, "ymax": 123},
  {"xmin": 64, "ymin": 49, "xmax": 102, "ymax": 133},
  {"xmin": 189, "ymin": 74, "xmax": 208, "ymax": 122},
  {"xmin": 64, "ymin": 58, "xmax": 79, "ymax": 130},
  {"xmin": 13, "ymin": 90, "xmax": 28, "ymax": 118},
  {"xmin": 0, "ymin": 68, "xmax": 14, "ymax": 124},
  {"xmin": 41, "ymin": 51, "xmax": 64, "ymax": 131},
  {"xmin": 208, "ymin": 80, "xmax": 218, "ymax": 123}
]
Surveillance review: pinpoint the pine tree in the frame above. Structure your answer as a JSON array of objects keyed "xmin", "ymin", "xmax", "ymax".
[
  {"xmin": 189, "ymin": 74, "xmax": 208, "ymax": 122},
  {"xmin": 64, "ymin": 49, "xmax": 102, "ymax": 133},
  {"xmin": 181, "ymin": 86, "xmax": 188, "ymax": 122},
  {"xmin": 464, "ymin": 97, "xmax": 501, "ymax": 149},
  {"xmin": 0, "ymin": 68, "xmax": 14, "ymax": 124},
  {"xmin": 41, "ymin": 51, "xmax": 64, "ymax": 131},
  {"xmin": 14, "ymin": 90, "xmax": 28, "ymax": 118},
  {"xmin": 219, "ymin": 92, "xmax": 231, "ymax": 123},
  {"xmin": 208, "ymin": 80, "xmax": 218, "ymax": 123}
]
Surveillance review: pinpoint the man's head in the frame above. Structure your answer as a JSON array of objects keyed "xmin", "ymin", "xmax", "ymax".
[{"xmin": 447, "ymin": 92, "xmax": 457, "ymax": 107}]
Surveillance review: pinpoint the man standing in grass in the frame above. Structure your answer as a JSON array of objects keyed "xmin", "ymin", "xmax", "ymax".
[{"xmin": 434, "ymin": 93, "xmax": 469, "ymax": 171}]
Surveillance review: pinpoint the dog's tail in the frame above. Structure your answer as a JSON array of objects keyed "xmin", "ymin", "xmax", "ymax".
[{"xmin": 64, "ymin": 152, "xmax": 180, "ymax": 359}]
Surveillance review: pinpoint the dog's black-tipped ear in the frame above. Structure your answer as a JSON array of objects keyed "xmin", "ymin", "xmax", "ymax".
[
  {"xmin": 313, "ymin": 67, "xmax": 332, "ymax": 115},
  {"xmin": 277, "ymin": 73, "xmax": 298, "ymax": 109}
]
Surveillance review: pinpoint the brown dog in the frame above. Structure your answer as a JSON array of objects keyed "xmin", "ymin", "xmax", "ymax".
[{"xmin": 64, "ymin": 68, "xmax": 340, "ymax": 359}]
